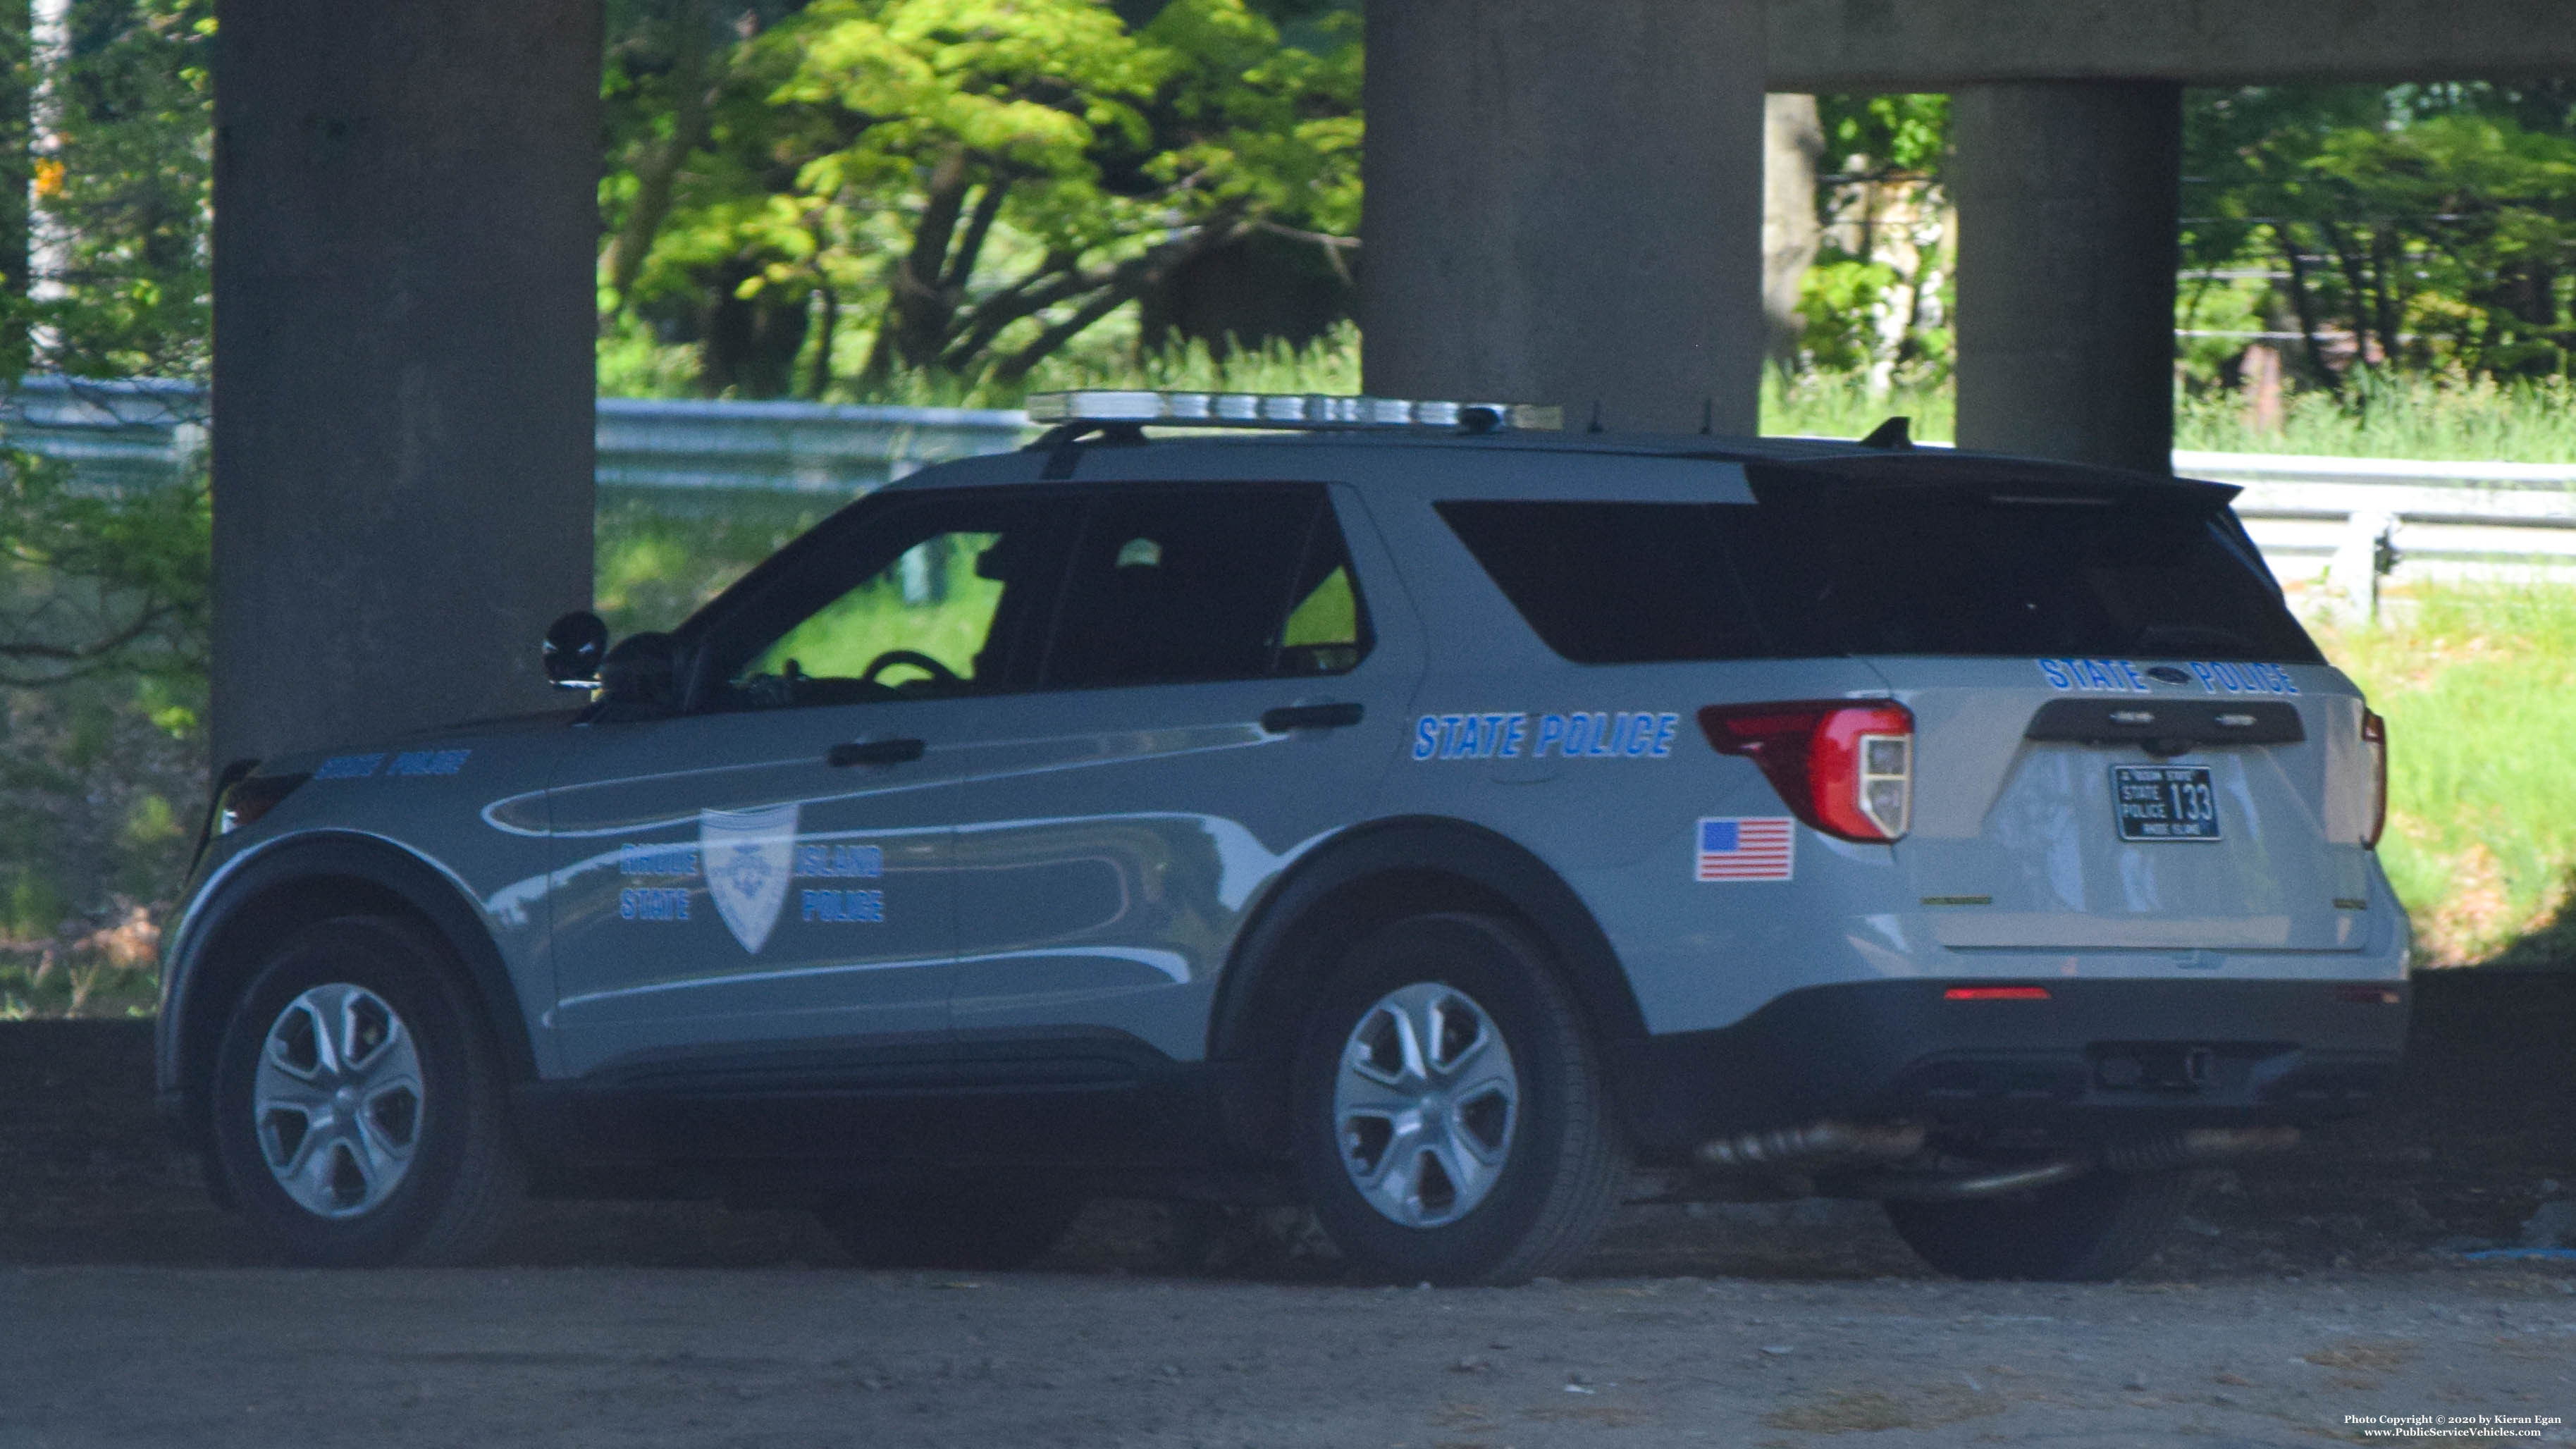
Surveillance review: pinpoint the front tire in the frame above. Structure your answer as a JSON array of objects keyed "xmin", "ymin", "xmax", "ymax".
[
  {"xmin": 1882, "ymin": 1168, "xmax": 2200, "ymax": 1281},
  {"xmin": 209, "ymin": 916, "xmax": 524, "ymax": 1267},
  {"xmin": 1289, "ymin": 913, "xmax": 1625, "ymax": 1285}
]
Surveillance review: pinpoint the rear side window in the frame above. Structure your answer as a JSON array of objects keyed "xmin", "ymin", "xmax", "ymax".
[
  {"xmin": 1438, "ymin": 476, "xmax": 2322, "ymax": 665},
  {"xmin": 1436, "ymin": 501, "xmax": 1778, "ymax": 663},
  {"xmin": 1044, "ymin": 485, "xmax": 1373, "ymax": 688}
]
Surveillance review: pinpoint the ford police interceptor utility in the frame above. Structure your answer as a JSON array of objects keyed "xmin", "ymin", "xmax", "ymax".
[{"xmin": 159, "ymin": 391, "xmax": 2407, "ymax": 1283}]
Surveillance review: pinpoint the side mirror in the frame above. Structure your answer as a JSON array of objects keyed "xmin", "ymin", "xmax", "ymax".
[
  {"xmin": 598, "ymin": 631, "xmax": 679, "ymax": 714},
  {"xmin": 542, "ymin": 611, "xmax": 609, "ymax": 690}
]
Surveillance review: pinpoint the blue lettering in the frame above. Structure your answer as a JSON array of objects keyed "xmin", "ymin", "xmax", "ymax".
[
  {"xmin": 1438, "ymin": 714, "xmax": 1468, "ymax": 758},
  {"xmin": 2116, "ymin": 661, "xmax": 2147, "ymax": 692},
  {"xmin": 2079, "ymin": 660, "xmax": 2113, "ymax": 691},
  {"xmin": 1589, "ymin": 713, "xmax": 1618, "ymax": 757},
  {"xmin": 1564, "ymin": 712, "xmax": 1594, "ymax": 756},
  {"xmin": 802, "ymin": 889, "xmax": 886, "ymax": 924},
  {"xmin": 2037, "ymin": 659, "xmax": 2073, "ymax": 690},
  {"xmin": 619, "ymin": 887, "xmax": 690, "ymax": 921},
  {"xmin": 1623, "ymin": 710, "xmax": 1653, "ymax": 756},
  {"xmin": 1650, "ymin": 713, "xmax": 1679, "ymax": 757},
  {"xmin": 1411, "ymin": 715, "xmax": 1440, "ymax": 760},
  {"xmin": 2189, "ymin": 662, "xmax": 2220, "ymax": 693},
  {"xmin": 1500, "ymin": 713, "xmax": 1529, "ymax": 758},
  {"xmin": 1448, "ymin": 714, "xmax": 1482, "ymax": 759},
  {"xmin": 1532, "ymin": 714, "xmax": 1567, "ymax": 758},
  {"xmin": 1480, "ymin": 713, "xmax": 1512, "ymax": 758}
]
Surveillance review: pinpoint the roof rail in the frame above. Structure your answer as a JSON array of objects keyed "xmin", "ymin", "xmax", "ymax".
[{"xmin": 1024, "ymin": 390, "xmax": 1563, "ymax": 434}]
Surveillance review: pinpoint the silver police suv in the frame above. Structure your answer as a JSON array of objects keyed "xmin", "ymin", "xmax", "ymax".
[{"xmin": 158, "ymin": 393, "xmax": 2409, "ymax": 1283}]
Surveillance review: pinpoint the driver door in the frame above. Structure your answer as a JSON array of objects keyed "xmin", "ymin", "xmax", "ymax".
[{"xmin": 543, "ymin": 488, "xmax": 1076, "ymax": 1082}]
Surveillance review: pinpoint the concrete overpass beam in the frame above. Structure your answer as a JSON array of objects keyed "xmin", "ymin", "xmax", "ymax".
[
  {"xmin": 1952, "ymin": 81, "xmax": 2182, "ymax": 474},
  {"xmin": 210, "ymin": 0, "xmax": 600, "ymax": 766},
  {"xmin": 1360, "ymin": 0, "xmax": 1767, "ymax": 435}
]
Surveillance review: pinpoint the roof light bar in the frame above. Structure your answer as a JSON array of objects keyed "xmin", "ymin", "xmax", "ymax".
[{"xmin": 1025, "ymin": 390, "xmax": 1563, "ymax": 433}]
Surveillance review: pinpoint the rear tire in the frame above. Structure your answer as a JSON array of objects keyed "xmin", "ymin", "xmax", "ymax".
[
  {"xmin": 208, "ymin": 916, "xmax": 525, "ymax": 1267},
  {"xmin": 1289, "ymin": 913, "xmax": 1625, "ymax": 1286},
  {"xmin": 814, "ymin": 1173, "xmax": 1086, "ymax": 1270},
  {"xmin": 1882, "ymin": 1168, "xmax": 2200, "ymax": 1281}
]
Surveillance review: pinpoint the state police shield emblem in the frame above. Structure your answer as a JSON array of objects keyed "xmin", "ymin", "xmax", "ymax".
[{"xmin": 700, "ymin": 803, "xmax": 798, "ymax": 954}]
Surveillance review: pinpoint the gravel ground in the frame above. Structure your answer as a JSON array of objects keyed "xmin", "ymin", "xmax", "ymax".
[{"xmin": 4, "ymin": 971, "xmax": 2573, "ymax": 1446}]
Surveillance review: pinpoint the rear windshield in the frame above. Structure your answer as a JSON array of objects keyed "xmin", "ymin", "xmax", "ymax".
[{"xmin": 1437, "ymin": 469, "xmax": 2322, "ymax": 665}]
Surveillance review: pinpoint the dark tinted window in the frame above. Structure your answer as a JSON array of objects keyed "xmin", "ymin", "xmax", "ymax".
[
  {"xmin": 1437, "ymin": 501, "xmax": 1778, "ymax": 663},
  {"xmin": 694, "ymin": 491, "xmax": 1076, "ymax": 710},
  {"xmin": 1044, "ymin": 486, "xmax": 1372, "ymax": 688},
  {"xmin": 1438, "ymin": 474, "xmax": 2321, "ymax": 665}
]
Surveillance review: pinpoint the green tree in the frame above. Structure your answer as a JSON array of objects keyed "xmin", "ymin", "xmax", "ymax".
[
  {"xmin": 602, "ymin": 0, "xmax": 1360, "ymax": 397},
  {"xmin": 2184, "ymin": 85, "xmax": 2576, "ymax": 388}
]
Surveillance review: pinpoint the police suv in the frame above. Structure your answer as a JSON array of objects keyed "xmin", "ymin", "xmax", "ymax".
[{"xmin": 159, "ymin": 392, "xmax": 2408, "ymax": 1283}]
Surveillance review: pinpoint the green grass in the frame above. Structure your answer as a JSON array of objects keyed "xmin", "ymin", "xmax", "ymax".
[{"xmin": 2312, "ymin": 583, "xmax": 2576, "ymax": 965}]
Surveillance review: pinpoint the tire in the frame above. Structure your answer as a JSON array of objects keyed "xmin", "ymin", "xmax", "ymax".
[
  {"xmin": 208, "ymin": 915, "xmax": 525, "ymax": 1267},
  {"xmin": 1288, "ymin": 913, "xmax": 1626, "ymax": 1286},
  {"xmin": 1882, "ymin": 1168, "xmax": 2202, "ymax": 1282},
  {"xmin": 814, "ymin": 1172, "xmax": 1087, "ymax": 1271}
]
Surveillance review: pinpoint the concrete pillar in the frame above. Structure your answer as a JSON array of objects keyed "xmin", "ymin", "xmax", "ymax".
[
  {"xmin": 210, "ymin": 0, "xmax": 600, "ymax": 767},
  {"xmin": 1951, "ymin": 81, "xmax": 2182, "ymax": 475},
  {"xmin": 1360, "ymin": 0, "xmax": 1767, "ymax": 436},
  {"xmin": 1762, "ymin": 94, "xmax": 1825, "ymax": 376}
]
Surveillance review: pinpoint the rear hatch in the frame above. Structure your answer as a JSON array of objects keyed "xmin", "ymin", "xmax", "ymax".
[{"xmin": 1744, "ymin": 453, "xmax": 2377, "ymax": 951}]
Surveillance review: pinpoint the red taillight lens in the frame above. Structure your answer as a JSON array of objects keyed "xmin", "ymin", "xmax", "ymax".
[
  {"xmin": 1698, "ymin": 700, "xmax": 1914, "ymax": 842},
  {"xmin": 1944, "ymin": 985, "xmax": 2050, "ymax": 1001},
  {"xmin": 2360, "ymin": 708, "xmax": 2388, "ymax": 850}
]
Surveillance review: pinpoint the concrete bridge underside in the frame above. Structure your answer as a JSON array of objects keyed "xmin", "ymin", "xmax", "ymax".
[{"xmin": 210, "ymin": 0, "xmax": 2576, "ymax": 760}]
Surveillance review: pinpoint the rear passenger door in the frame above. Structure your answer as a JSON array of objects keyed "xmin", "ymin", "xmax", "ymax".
[{"xmin": 945, "ymin": 483, "xmax": 1422, "ymax": 1069}]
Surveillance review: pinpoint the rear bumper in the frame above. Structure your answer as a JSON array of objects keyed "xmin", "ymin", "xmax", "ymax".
[{"xmin": 1623, "ymin": 977, "xmax": 2408, "ymax": 1159}]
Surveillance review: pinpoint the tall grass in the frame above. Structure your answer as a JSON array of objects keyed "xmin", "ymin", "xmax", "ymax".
[
  {"xmin": 2312, "ymin": 584, "xmax": 2576, "ymax": 965},
  {"xmin": 2176, "ymin": 373, "xmax": 2576, "ymax": 463}
]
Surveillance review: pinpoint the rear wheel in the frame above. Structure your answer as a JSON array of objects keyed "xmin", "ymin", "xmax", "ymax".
[
  {"xmin": 814, "ymin": 1173, "xmax": 1086, "ymax": 1270},
  {"xmin": 1882, "ymin": 1168, "xmax": 2200, "ymax": 1281},
  {"xmin": 209, "ymin": 916, "xmax": 524, "ymax": 1267},
  {"xmin": 1289, "ymin": 913, "xmax": 1625, "ymax": 1285}
]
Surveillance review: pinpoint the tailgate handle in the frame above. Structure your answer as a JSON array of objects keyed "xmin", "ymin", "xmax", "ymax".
[
  {"xmin": 827, "ymin": 737, "xmax": 926, "ymax": 767},
  {"xmin": 1261, "ymin": 701, "xmax": 1364, "ymax": 734},
  {"xmin": 2024, "ymin": 698, "xmax": 2303, "ymax": 753}
]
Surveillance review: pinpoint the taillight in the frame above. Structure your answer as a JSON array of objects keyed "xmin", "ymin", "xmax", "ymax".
[
  {"xmin": 2360, "ymin": 708, "xmax": 2388, "ymax": 849},
  {"xmin": 1698, "ymin": 701, "xmax": 1914, "ymax": 842}
]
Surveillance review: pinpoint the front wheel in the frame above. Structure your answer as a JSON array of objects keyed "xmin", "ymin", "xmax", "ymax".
[
  {"xmin": 208, "ymin": 916, "xmax": 525, "ymax": 1267},
  {"xmin": 1289, "ymin": 913, "xmax": 1625, "ymax": 1286},
  {"xmin": 1882, "ymin": 1168, "xmax": 2201, "ymax": 1281}
]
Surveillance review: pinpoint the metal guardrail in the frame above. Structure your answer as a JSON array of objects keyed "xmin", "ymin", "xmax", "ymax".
[
  {"xmin": 2175, "ymin": 449, "xmax": 2576, "ymax": 584},
  {"xmin": 4, "ymin": 376, "xmax": 2569, "ymax": 584}
]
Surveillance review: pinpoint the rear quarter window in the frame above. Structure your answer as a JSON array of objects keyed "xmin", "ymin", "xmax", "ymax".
[{"xmin": 1436, "ymin": 468, "xmax": 2322, "ymax": 665}]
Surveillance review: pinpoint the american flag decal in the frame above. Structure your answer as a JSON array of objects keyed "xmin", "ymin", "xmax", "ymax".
[{"xmin": 1696, "ymin": 817, "xmax": 1795, "ymax": 881}]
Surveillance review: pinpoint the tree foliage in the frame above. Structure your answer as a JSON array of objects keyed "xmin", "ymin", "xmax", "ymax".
[
  {"xmin": 2185, "ymin": 84, "xmax": 2576, "ymax": 388},
  {"xmin": 601, "ymin": 0, "xmax": 1360, "ymax": 399}
]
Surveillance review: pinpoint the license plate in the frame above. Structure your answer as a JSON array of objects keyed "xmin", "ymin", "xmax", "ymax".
[{"xmin": 2112, "ymin": 765, "xmax": 2221, "ymax": 841}]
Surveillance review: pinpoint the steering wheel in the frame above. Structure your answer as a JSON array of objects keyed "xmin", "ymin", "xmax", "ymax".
[{"xmin": 858, "ymin": 648, "xmax": 962, "ymax": 689}]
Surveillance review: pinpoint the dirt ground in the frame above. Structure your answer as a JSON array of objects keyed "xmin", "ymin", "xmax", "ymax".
[{"xmin": 4, "ymin": 970, "xmax": 2574, "ymax": 1446}]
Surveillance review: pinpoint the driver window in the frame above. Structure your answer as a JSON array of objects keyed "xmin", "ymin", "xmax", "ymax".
[{"xmin": 723, "ymin": 498, "xmax": 1064, "ymax": 710}]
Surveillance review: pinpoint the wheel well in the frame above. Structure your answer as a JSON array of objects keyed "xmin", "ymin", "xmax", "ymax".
[
  {"xmin": 1223, "ymin": 868, "xmax": 1527, "ymax": 1077},
  {"xmin": 168, "ymin": 850, "xmax": 529, "ymax": 1150},
  {"xmin": 1206, "ymin": 820, "xmax": 1651, "ymax": 1157}
]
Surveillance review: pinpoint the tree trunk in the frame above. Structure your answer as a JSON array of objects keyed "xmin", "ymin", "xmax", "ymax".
[{"xmin": 603, "ymin": 0, "xmax": 714, "ymax": 309}]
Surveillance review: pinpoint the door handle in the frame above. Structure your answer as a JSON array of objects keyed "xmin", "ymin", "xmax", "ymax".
[
  {"xmin": 827, "ymin": 737, "xmax": 926, "ymax": 767},
  {"xmin": 1260, "ymin": 701, "xmax": 1364, "ymax": 734}
]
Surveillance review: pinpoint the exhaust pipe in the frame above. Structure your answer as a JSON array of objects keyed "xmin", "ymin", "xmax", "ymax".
[{"xmin": 1695, "ymin": 1121, "xmax": 1925, "ymax": 1170}]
